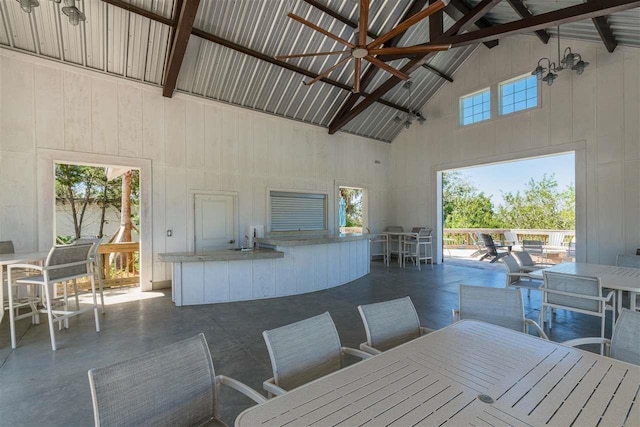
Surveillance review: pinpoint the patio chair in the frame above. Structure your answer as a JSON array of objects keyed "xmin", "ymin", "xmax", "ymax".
[
  {"xmin": 563, "ymin": 309, "xmax": 640, "ymax": 365},
  {"xmin": 262, "ymin": 312, "xmax": 371, "ymax": 397},
  {"xmin": 479, "ymin": 234, "xmax": 510, "ymax": 263},
  {"xmin": 540, "ymin": 272, "xmax": 615, "ymax": 340},
  {"xmin": 453, "ymin": 285, "xmax": 547, "ymax": 339},
  {"xmin": 7, "ymin": 243, "xmax": 100, "ymax": 350},
  {"xmin": 616, "ymin": 254, "xmax": 640, "ymax": 312},
  {"xmin": 513, "ymin": 251, "xmax": 554, "ymax": 273},
  {"xmin": 366, "ymin": 229, "xmax": 388, "ymax": 266},
  {"xmin": 502, "ymin": 231, "xmax": 518, "ymax": 247},
  {"xmin": 357, "ymin": 297, "xmax": 433, "ymax": 355},
  {"xmin": 88, "ymin": 333, "xmax": 266, "ymax": 427},
  {"xmin": 522, "ymin": 239, "xmax": 545, "ymax": 261},
  {"xmin": 566, "ymin": 239, "xmax": 576, "ymax": 261},
  {"xmin": 403, "ymin": 228, "xmax": 433, "ymax": 270},
  {"xmin": 0, "ymin": 240, "xmax": 14, "ymax": 254},
  {"xmin": 502, "ymin": 254, "xmax": 543, "ymax": 297},
  {"xmin": 385, "ymin": 226, "xmax": 404, "ymax": 262},
  {"xmin": 469, "ymin": 232, "xmax": 487, "ymax": 258},
  {"xmin": 74, "ymin": 238, "xmax": 106, "ymax": 313}
]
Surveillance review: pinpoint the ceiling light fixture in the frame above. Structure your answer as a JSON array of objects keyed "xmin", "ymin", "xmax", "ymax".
[
  {"xmin": 393, "ymin": 81, "xmax": 426, "ymax": 129},
  {"xmin": 16, "ymin": 0, "xmax": 39, "ymax": 13},
  {"xmin": 17, "ymin": 0, "xmax": 85, "ymax": 26},
  {"xmin": 531, "ymin": 25, "xmax": 589, "ymax": 86}
]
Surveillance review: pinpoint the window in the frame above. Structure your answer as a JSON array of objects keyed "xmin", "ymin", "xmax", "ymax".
[
  {"xmin": 500, "ymin": 75, "xmax": 538, "ymax": 115},
  {"xmin": 270, "ymin": 191, "xmax": 327, "ymax": 232},
  {"xmin": 460, "ymin": 89, "xmax": 490, "ymax": 126}
]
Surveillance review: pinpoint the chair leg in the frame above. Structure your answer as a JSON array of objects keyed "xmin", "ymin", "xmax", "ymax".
[
  {"xmin": 527, "ymin": 289, "xmax": 531, "ymax": 298},
  {"xmin": 73, "ymin": 279, "xmax": 79, "ymax": 310},
  {"xmin": 62, "ymin": 281, "xmax": 69, "ymax": 330},
  {"xmin": 7, "ymin": 271, "xmax": 17, "ymax": 349},
  {"xmin": 43, "ymin": 283, "xmax": 57, "ymax": 351},
  {"xmin": 97, "ymin": 268, "xmax": 105, "ymax": 314},
  {"xmin": 90, "ymin": 274, "xmax": 101, "ymax": 333}
]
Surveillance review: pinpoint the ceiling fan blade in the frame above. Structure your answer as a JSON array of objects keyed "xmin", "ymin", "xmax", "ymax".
[
  {"xmin": 276, "ymin": 50, "xmax": 351, "ymax": 60},
  {"xmin": 288, "ymin": 13, "xmax": 355, "ymax": 48},
  {"xmin": 365, "ymin": 55, "xmax": 410, "ymax": 80},
  {"xmin": 353, "ymin": 58, "xmax": 361, "ymax": 93},
  {"xmin": 368, "ymin": 44, "xmax": 451, "ymax": 56},
  {"xmin": 358, "ymin": 0, "xmax": 369, "ymax": 47},
  {"xmin": 304, "ymin": 56, "xmax": 353, "ymax": 86},
  {"xmin": 367, "ymin": 0, "xmax": 447, "ymax": 50}
]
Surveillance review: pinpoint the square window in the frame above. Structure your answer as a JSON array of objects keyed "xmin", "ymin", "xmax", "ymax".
[
  {"xmin": 500, "ymin": 75, "xmax": 538, "ymax": 115},
  {"xmin": 460, "ymin": 89, "xmax": 490, "ymax": 125}
]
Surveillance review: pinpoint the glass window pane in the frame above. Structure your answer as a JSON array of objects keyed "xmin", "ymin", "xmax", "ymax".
[
  {"xmin": 503, "ymin": 84, "xmax": 514, "ymax": 95},
  {"xmin": 514, "ymin": 80, "xmax": 526, "ymax": 92},
  {"xmin": 515, "ymin": 91, "xmax": 526, "ymax": 103},
  {"xmin": 474, "ymin": 113, "xmax": 483, "ymax": 122},
  {"xmin": 526, "ymin": 99, "xmax": 537, "ymax": 108},
  {"xmin": 526, "ymin": 76, "xmax": 537, "ymax": 89},
  {"xmin": 483, "ymin": 111, "xmax": 490, "ymax": 120},
  {"xmin": 482, "ymin": 92, "xmax": 490, "ymax": 102},
  {"xmin": 503, "ymin": 104, "xmax": 514, "ymax": 114},
  {"xmin": 463, "ymin": 98, "xmax": 472, "ymax": 109},
  {"xmin": 461, "ymin": 89, "xmax": 490, "ymax": 125},
  {"xmin": 503, "ymin": 94, "xmax": 514, "ymax": 105},
  {"xmin": 515, "ymin": 101, "xmax": 527, "ymax": 111},
  {"xmin": 527, "ymin": 88, "xmax": 537, "ymax": 100}
]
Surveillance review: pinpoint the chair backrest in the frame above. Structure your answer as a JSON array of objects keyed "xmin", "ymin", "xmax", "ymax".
[
  {"xmin": 480, "ymin": 234, "xmax": 498, "ymax": 256},
  {"xmin": 522, "ymin": 240, "xmax": 544, "ymax": 255},
  {"xmin": 263, "ymin": 312, "xmax": 342, "ymax": 391},
  {"xmin": 358, "ymin": 297, "xmax": 421, "ymax": 352},
  {"xmin": 418, "ymin": 228, "xmax": 432, "ymax": 237},
  {"xmin": 45, "ymin": 243, "xmax": 93, "ymax": 281},
  {"xmin": 567, "ymin": 240, "xmax": 576, "ymax": 257},
  {"xmin": 386, "ymin": 226, "xmax": 404, "ymax": 232},
  {"xmin": 610, "ymin": 309, "xmax": 640, "ymax": 365},
  {"xmin": 458, "ymin": 285, "xmax": 525, "ymax": 333},
  {"xmin": 501, "ymin": 255, "xmax": 522, "ymax": 285},
  {"xmin": 88, "ymin": 333, "xmax": 217, "ymax": 427},
  {"xmin": 616, "ymin": 254, "xmax": 640, "ymax": 268},
  {"xmin": 547, "ymin": 232, "xmax": 565, "ymax": 247},
  {"xmin": 513, "ymin": 251, "xmax": 535, "ymax": 268},
  {"xmin": 543, "ymin": 272, "xmax": 602, "ymax": 313},
  {"xmin": 503, "ymin": 231, "xmax": 518, "ymax": 246},
  {"xmin": 0, "ymin": 240, "xmax": 15, "ymax": 255},
  {"xmin": 74, "ymin": 238, "xmax": 101, "ymax": 257}
]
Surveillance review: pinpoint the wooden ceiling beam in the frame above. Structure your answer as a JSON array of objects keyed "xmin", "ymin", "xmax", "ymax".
[
  {"xmin": 506, "ymin": 0, "xmax": 550, "ymax": 43},
  {"xmin": 302, "ymin": 0, "xmax": 378, "ymax": 40},
  {"xmin": 163, "ymin": 0, "xmax": 201, "ymax": 97},
  {"xmin": 329, "ymin": 0, "xmax": 502, "ymax": 134},
  {"xmin": 100, "ymin": 0, "xmax": 408, "ymax": 113},
  {"xmin": 435, "ymin": 0, "xmax": 639, "ymax": 48},
  {"xmin": 429, "ymin": 0, "xmax": 444, "ymax": 40},
  {"xmin": 423, "ymin": 64, "xmax": 454, "ymax": 82},
  {"xmin": 446, "ymin": 0, "xmax": 499, "ymax": 48},
  {"xmin": 587, "ymin": 0, "xmax": 618, "ymax": 52}
]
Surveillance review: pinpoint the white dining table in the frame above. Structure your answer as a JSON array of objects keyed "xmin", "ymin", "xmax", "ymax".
[
  {"xmin": 236, "ymin": 320, "xmax": 640, "ymax": 427},
  {"xmin": 381, "ymin": 232, "xmax": 420, "ymax": 267},
  {"xmin": 0, "ymin": 251, "xmax": 49, "ymax": 325},
  {"xmin": 529, "ymin": 262, "xmax": 640, "ymax": 311}
]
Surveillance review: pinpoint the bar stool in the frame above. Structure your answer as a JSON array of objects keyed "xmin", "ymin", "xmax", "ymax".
[
  {"xmin": 403, "ymin": 228, "xmax": 433, "ymax": 270},
  {"xmin": 367, "ymin": 231, "xmax": 389, "ymax": 266}
]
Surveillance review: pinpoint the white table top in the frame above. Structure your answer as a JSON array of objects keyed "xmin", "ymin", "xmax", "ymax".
[
  {"xmin": 236, "ymin": 320, "xmax": 640, "ymax": 427},
  {"xmin": 0, "ymin": 251, "xmax": 49, "ymax": 265},
  {"xmin": 529, "ymin": 262, "xmax": 640, "ymax": 292}
]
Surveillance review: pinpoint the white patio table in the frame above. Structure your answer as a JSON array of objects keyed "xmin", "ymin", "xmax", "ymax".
[
  {"xmin": 381, "ymin": 232, "xmax": 417, "ymax": 267},
  {"xmin": 236, "ymin": 320, "xmax": 639, "ymax": 427},
  {"xmin": 0, "ymin": 251, "xmax": 49, "ymax": 325},
  {"xmin": 529, "ymin": 262, "xmax": 640, "ymax": 311}
]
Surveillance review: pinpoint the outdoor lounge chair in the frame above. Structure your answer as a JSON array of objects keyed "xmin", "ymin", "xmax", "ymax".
[
  {"xmin": 262, "ymin": 312, "xmax": 371, "ymax": 397},
  {"xmin": 513, "ymin": 251, "xmax": 553, "ymax": 273},
  {"xmin": 563, "ymin": 309, "xmax": 640, "ymax": 365},
  {"xmin": 453, "ymin": 285, "xmax": 547, "ymax": 339},
  {"xmin": 469, "ymin": 232, "xmax": 488, "ymax": 258},
  {"xmin": 479, "ymin": 234, "xmax": 510, "ymax": 263},
  {"xmin": 88, "ymin": 333, "xmax": 266, "ymax": 426},
  {"xmin": 502, "ymin": 254, "xmax": 543, "ymax": 297},
  {"xmin": 357, "ymin": 297, "xmax": 432, "ymax": 355}
]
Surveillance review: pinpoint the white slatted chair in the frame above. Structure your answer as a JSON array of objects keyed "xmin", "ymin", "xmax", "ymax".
[
  {"xmin": 366, "ymin": 229, "xmax": 389, "ymax": 266},
  {"xmin": 522, "ymin": 240, "xmax": 545, "ymax": 262},
  {"xmin": 453, "ymin": 284, "xmax": 548, "ymax": 339},
  {"xmin": 357, "ymin": 296, "xmax": 432, "ymax": 355},
  {"xmin": 540, "ymin": 271, "xmax": 615, "ymax": 340},
  {"xmin": 8, "ymin": 243, "xmax": 100, "ymax": 350},
  {"xmin": 501, "ymin": 254, "xmax": 543, "ymax": 298},
  {"xmin": 513, "ymin": 251, "xmax": 553, "ymax": 273},
  {"xmin": 502, "ymin": 231, "xmax": 518, "ymax": 247},
  {"xmin": 88, "ymin": 333, "xmax": 265, "ymax": 427},
  {"xmin": 1, "ymin": 240, "xmax": 40, "ymax": 331},
  {"xmin": 262, "ymin": 312, "xmax": 371, "ymax": 397},
  {"xmin": 616, "ymin": 254, "xmax": 640, "ymax": 312},
  {"xmin": 403, "ymin": 228, "xmax": 433, "ymax": 270},
  {"xmin": 74, "ymin": 238, "xmax": 106, "ymax": 313},
  {"xmin": 563, "ymin": 309, "xmax": 640, "ymax": 365}
]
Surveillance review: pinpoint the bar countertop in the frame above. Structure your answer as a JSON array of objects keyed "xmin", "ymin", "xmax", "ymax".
[
  {"xmin": 158, "ymin": 248, "xmax": 284, "ymax": 263},
  {"xmin": 256, "ymin": 233, "xmax": 368, "ymax": 247}
]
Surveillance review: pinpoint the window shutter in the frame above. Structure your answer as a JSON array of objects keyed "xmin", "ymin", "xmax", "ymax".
[{"xmin": 270, "ymin": 191, "xmax": 327, "ymax": 232}]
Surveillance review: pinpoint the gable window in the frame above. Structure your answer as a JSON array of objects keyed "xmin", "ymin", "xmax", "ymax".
[
  {"xmin": 269, "ymin": 191, "xmax": 327, "ymax": 232},
  {"xmin": 460, "ymin": 88, "xmax": 490, "ymax": 126},
  {"xmin": 500, "ymin": 74, "xmax": 538, "ymax": 115}
]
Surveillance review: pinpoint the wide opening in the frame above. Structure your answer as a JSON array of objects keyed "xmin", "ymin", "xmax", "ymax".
[
  {"xmin": 55, "ymin": 162, "xmax": 142, "ymax": 291},
  {"xmin": 338, "ymin": 186, "xmax": 364, "ymax": 234},
  {"xmin": 440, "ymin": 152, "xmax": 575, "ymax": 265}
]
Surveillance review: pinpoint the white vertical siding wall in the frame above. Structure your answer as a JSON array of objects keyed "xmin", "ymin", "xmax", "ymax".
[
  {"xmin": 390, "ymin": 35, "xmax": 640, "ymax": 266},
  {"xmin": 0, "ymin": 50, "xmax": 392, "ymax": 285}
]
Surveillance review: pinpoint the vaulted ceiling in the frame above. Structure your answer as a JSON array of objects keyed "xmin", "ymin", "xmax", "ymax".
[{"xmin": 1, "ymin": 0, "xmax": 638, "ymax": 142}]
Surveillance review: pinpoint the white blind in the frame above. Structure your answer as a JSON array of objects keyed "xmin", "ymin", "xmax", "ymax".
[{"xmin": 270, "ymin": 191, "xmax": 327, "ymax": 232}]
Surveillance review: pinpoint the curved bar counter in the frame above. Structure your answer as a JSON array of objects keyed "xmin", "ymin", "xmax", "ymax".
[{"xmin": 159, "ymin": 234, "xmax": 369, "ymax": 306}]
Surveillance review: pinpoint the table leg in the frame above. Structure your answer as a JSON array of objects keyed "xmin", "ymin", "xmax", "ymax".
[{"xmin": 0, "ymin": 264, "xmax": 4, "ymax": 325}]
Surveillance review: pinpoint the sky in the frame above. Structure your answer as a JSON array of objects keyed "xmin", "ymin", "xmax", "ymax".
[{"xmin": 451, "ymin": 152, "xmax": 575, "ymax": 207}]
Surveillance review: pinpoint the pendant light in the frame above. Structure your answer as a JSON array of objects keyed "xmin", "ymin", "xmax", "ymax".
[
  {"xmin": 393, "ymin": 81, "xmax": 426, "ymax": 129},
  {"xmin": 531, "ymin": 26, "xmax": 589, "ymax": 86}
]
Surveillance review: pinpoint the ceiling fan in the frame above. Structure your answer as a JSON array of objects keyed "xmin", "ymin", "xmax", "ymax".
[{"xmin": 276, "ymin": 0, "xmax": 452, "ymax": 93}]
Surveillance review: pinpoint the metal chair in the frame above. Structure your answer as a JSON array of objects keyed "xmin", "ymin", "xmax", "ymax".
[
  {"xmin": 616, "ymin": 254, "xmax": 640, "ymax": 312},
  {"xmin": 0, "ymin": 240, "xmax": 14, "ymax": 254},
  {"xmin": 261, "ymin": 312, "xmax": 371, "ymax": 397},
  {"xmin": 74, "ymin": 238, "xmax": 106, "ymax": 313},
  {"xmin": 513, "ymin": 251, "xmax": 554, "ymax": 273},
  {"xmin": 502, "ymin": 231, "xmax": 518, "ymax": 247},
  {"xmin": 469, "ymin": 232, "xmax": 488, "ymax": 258},
  {"xmin": 501, "ymin": 254, "xmax": 542, "ymax": 298},
  {"xmin": 563, "ymin": 309, "xmax": 640, "ymax": 365},
  {"xmin": 385, "ymin": 226, "xmax": 404, "ymax": 264},
  {"xmin": 453, "ymin": 285, "xmax": 547, "ymax": 339},
  {"xmin": 8, "ymin": 243, "xmax": 100, "ymax": 350},
  {"xmin": 540, "ymin": 271, "xmax": 615, "ymax": 340},
  {"xmin": 366, "ymin": 229, "xmax": 389, "ymax": 266},
  {"xmin": 403, "ymin": 228, "xmax": 433, "ymax": 270},
  {"xmin": 357, "ymin": 296, "xmax": 432, "ymax": 355},
  {"xmin": 88, "ymin": 333, "xmax": 266, "ymax": 427},
  {"xmin": 479, "ymin": 234, "xmax": 510, "ymax": 263},
  {"xmin": 522, "ymin": 240, "xmax": 545, "ymax": 262}
]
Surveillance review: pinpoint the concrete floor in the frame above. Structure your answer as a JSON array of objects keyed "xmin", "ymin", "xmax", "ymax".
[{"xmin": 0, "ymin": 261, "xmax": 610, "ymax": 426}]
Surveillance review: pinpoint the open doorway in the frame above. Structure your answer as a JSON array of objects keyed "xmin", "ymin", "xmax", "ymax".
[
  {"xmin": 338, "ymin": 186, "xmax": 364, "ymax": 234},
  {"xmin": 55, "ymin": 163, "xmax": 141, "ymax": 290},
  {"xmin": 440, "ymin": 152, "xmax": 575, "ymax": 265}
]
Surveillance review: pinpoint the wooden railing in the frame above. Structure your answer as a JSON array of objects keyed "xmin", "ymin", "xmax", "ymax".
[
  {"xmin": 443, "ymin": 229, "xmax": 575, "ymax": 247},
  {"xmin": 98, "ymin": 242, "xmax": 140, "ymax": 288}
]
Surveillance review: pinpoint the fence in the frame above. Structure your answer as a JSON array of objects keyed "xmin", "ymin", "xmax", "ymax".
[{"xmin": 443, "ymin": 229, "xmax": 575, "ymax": 247}]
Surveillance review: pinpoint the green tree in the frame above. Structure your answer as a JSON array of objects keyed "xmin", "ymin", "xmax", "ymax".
[
  {"xmin": 339, "ymin": 187, "xmax": 363, "ymax": 227},
  {"xmin": 442, "ymin": 171, "xmax": 502, "ymax": 228}
]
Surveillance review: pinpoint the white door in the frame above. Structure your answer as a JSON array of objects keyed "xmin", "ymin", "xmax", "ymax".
[{"xmin": 194, "ymin": 194, "xmax": 236, "ymax": 252}]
